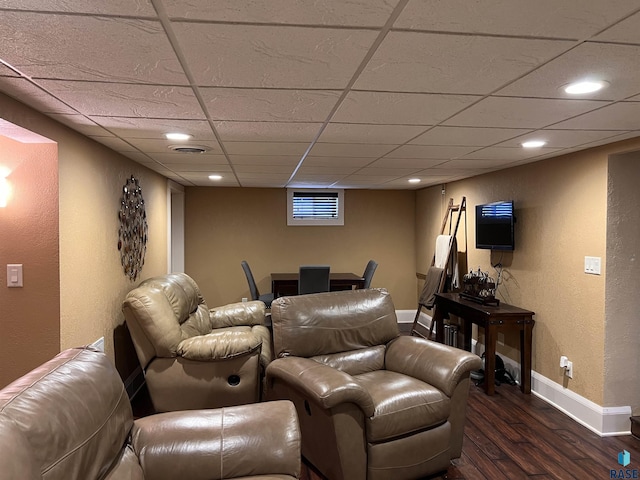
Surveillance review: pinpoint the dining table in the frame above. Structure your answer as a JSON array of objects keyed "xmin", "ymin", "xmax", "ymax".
[{"xmin": 270, "ymin": 272, "xmax": 365, "ymax": 298}]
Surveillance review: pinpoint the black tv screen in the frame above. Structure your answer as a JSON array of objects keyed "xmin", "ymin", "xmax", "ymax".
[{"xmin": 475, "ymin": 201, "xmax": 515, "ymax": 251}]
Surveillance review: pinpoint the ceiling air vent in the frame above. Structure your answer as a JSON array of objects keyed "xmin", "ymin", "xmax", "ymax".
[{"xmin": 168, "ymin": 145, "xmax": 208, "ymax": 154}]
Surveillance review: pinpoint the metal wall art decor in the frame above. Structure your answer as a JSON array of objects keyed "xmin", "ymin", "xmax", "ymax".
[{"xmin": 118, "ymin": 175, "xmax": 148, "ymax": 281}]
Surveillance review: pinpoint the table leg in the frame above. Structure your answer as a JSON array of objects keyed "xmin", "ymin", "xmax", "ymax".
[
  {"xmin": 484, "ymin": 325, "xmax": 497, "ymax": 395},
  {"xmin": 462, "ymin": 316, "xmax": 472, "ymax": 352},
  {"xmin": 520, "ymin": 324, "xmax": 533, "ymax": 394},
  {"xmin": 433, "ymin": 306, "xmax": 445, "ymax": 344}
]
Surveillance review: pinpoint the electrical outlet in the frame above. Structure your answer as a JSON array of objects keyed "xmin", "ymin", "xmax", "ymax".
[
  {"xmin": 565, "ymin": 360, "xmax": 573, "ymax": 379},
  {"xmin": 560, "ymin": 355, "xmax": 568, "ymax": 368}
]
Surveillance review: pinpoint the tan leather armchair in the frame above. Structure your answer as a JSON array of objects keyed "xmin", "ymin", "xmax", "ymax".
[
  {"xmin": 123, "ymin": 272, "xmax": 273, "ymax": 412},
  {"xmin": 0, "ymin": 347, "xmax": 301, "ymax": 480},
  {"xmin": 266, "ymin": 288, "xmax": 482, "ymax": 480}
]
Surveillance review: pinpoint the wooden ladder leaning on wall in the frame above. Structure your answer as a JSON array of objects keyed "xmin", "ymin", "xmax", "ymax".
[{"xmin": 410, "ymin": 196, "xmax": 466, "ymax": 338}]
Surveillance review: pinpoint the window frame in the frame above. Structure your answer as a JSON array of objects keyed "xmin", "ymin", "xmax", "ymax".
[{"xmin": 287, "ymin": 188, "xmax": 344, "ymax": 226}]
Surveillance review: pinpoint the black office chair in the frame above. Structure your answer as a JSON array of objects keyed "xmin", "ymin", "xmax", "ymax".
[
  {"xmin": 241, "ymin": 260, "xmax": 275, "ymax": 308},
  {"xmin": 298, "ymin": 265, "xmax": 330, "ymax": 295},
  {"xmin": 362, "ymin": 259, "xmax": 378, "ymax": 289}
]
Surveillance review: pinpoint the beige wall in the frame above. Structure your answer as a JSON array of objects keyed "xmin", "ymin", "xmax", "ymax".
[
  {"xmin": 416, "ymin": 137, "xmax": 640, "ymax": 408},
  {"xmin": 605, "ymin": 153, "xmax": 640, "ymax": 413},
  {"xmin": 0, "ymin": 135, "xmax": 59, "ymax": 387},
  {"xmin": 0, "ymin": 93, "xmax": 169, "ymax": 384},
  {"xmin": 185, "ymin": 187, "xmax": 416, "ymax": 309}
]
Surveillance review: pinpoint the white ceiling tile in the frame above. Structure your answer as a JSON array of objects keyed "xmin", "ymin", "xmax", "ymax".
[
  {"xmin": 236, "ymin": 172, "xmax": 291, "ymax": 181},
  {"xmin": 319, "ymin": 123, "xmax": 426, "ymax": 144},
  {"xmin": 214, "ymin": 121, "xmax": 322, "ymax": 143},
  {"xmin": 0, "ymin": 0, "xmax": 156, "ymax": 16},
  {"xmin": 443, "ymin": 97, "xmax": 608, "ymax": 128},
  {"xmin": 355, "ymin": 167, "xmax": 422, "ymax": 176},
  {"xmin": 368, "ymin": 158, "xmax": 446, "ymax": 169},
  {"xmin": 173, "ymin": 23, "xmax": 377, "ymax": 88},
  {"xmin": 433, "ymin": 159, "xmax": 518, "ymax": 169},
  {"xmin": 296, "ymin": 165, "xmax": 360, "ymax": 175},
  {"xmin": 228, "ymin": 155, "xmax": 301, "ymax": 166},
  {"xmin": 460, "ymin": 146, "xmax": 561, "ymax": 160},
  {"xmin": 309, "ymin": 143, "xmax": 397, "ymax": 157},
  {"xmin": 0, "ymin": 13, "xmax": 186, "ymax": 84},
  {"xmin": 164, "ymin": 0, "xmax": 398, "ymax": 26},
  {"xmin": 594, "ymin": 11, "xmax": 640, "ymax": 44},
  {"xmin": 46, "ymin": 114, "xmax": 113, "ymax": 136},
  {"xmin": 496, "ymin": 43, "xmax": 640, "ymax": 101},
  {"xmin": 134, "ymin": 152, "xmax": 228, "ymax": 164},
  {"xmin": 355, "ymin": 32, "xmax": 573, "ymax": 94},
  {"xmin": 88, "ymin": 136, "xmax": 138, "ymax": 152},
  {"xmin": 333, "ymin": 91, "xmax": 481, "ymax": 124},
  {"xmin": 39, "ymin": 81, "xmax": 205, "ymax": 118},
  {"xmin": 409, "ymin": 126, "xmax": 532, "ymax": 146},
  {"xmin": 0, "ymin": 78, "xmax": 78, "ymax": 114},
  {"xmin": 162, "ymin": 163, "xmax": 233, "ymax": 173},
  {"xmin": 395, "ymin": 0, "xmax": 640, "ymax": 38},
  {"xmin": 125, "ymin": 137, "xmax": 222, "ymax": 154},
  {"xmin": 224, "ymin": 142, "xmax": 308, "ymax": 156},
  {"xmin": 200, "ymin": 88, "xmax": 340, "ymax": 122},
  {"xmin": 498, "ymin": 129, "xmax": 632, "ymax": 148},
  {"xmin": 88, "ymin": 117, "xmax": 214, "ymax": 139},
  {"xmin": 233, "ymin": 165, "xmax": 294, "ymax": 174},
  {"xmin": 385, "ymin": 145, "xmax": 477, "ymax": 158},
  {"xmin": 290, "ymin": 174, "xmax": 345, "ymax": 183},
  {"xmin": 178, "ymin": 172, "xmax": 240, "ymax": 186},
  {"xmin": 303, "ymin": 156, "xmax": 375, "ymax": 167},
  {"xmin": 551, "ymin": 102, "xmax": 640, "ymax": 130},
  {"xmin": 338, "ymin": 174, "xmax": 403, "ymax": 184}
]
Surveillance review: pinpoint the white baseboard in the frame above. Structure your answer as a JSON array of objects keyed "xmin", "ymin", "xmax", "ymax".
[{"xmin": 397, "ymin": 309, "xmax": 631, "ymax": 437}]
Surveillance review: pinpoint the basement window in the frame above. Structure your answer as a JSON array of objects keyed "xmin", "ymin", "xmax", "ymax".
[{"xmin": 287, "ymin": 188, "xmax": 344, "ymax": 226}]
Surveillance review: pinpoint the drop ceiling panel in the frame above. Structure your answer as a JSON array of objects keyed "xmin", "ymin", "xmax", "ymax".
[
  {"xmin": 0, "ymin": 13, "xmax": 187, "ymax": 85},
  {"xmin": 88, "ymin": 117, "xmax": 214, "ymax": 139},
  {"xmin": 394, "ymin": 0, "xmax": 640, "ymax": 38},
  {"xmin": 496, "ymin": 43, "xmax": 640, "ymax": 101},
  {"xmin": 432, "ymin": 158, "xmax": 519, "ymax": 169},
  {"xmin": 47, "ymin": 114, "xmax": 114, "ymax": 136},
  {"xmin": 0, "ymin": 0, "xmax": 157, "ymax": 16},
  {"xmin": 409, "ymin": 126, "xmax": 532, "ymax": 146},
  {"xmin": 164, "ymin": 0, "xmax": 399, "ymax": 26},
  {"xmin": 461, "ymin": 146, "xmax": 562, "ymax": 161},
  {"xmin": 0, "ymin": 78, "xmax": 78, "ymax": 114},
  {"xmin": 355, "ymin": 32, "xmax": 574, "ymax": 94},
  {"xmin": 309, "ymin": 143, "xmax": 398, "ymax": 158},
  {"xmin": 550, "ymin": 102, "xmax": 640, "ymax": 130},
  {"xmin": 594, "ymin": 11, "xmax": 640, "ymax": 43},
  {"xmin": 199, "ymin": 88, "xmax": 341, "ymax": 122},
  {"xmin": 368, "ymin": 158, "xmax": 446, "ymax": 169},
  {"xmin": 126, "ymin": 138, "xmax": 222, "ymax": 154},
  {"xmin": 385, "ymin": 145, "xmax": 478, "ymax": 159},
  {"xmin": 319, "ymin": 124, "xmax": 427, "ymax": 144},
  {"xmin": 333, "ymin": 91, "xmax": 481, "ymax": 124},
  {"xmin": 223, "ymin": 142, "xmax": 308, "ymax": 156},
  {"xmin": 38, "ymin": 81, "xmax": 206, "ymax": 118},
  {"xmin": 213, "ymin": 121, "xmax": 322, "ymax": 142},
  {"xmin": 302, "ymin": 156, "xmax": 375, "ymax": 168},
  {"xmin": 131, "ymin": 152, "xmax": 228, "ymax": 164},
  {"xmin": 228, "ymin": 155, "xmax": 302, "ymax": 166},
  {"xmin": 443, "ymin": 97, "xmax": 608, "ymax": 128},
  {"xmin": 499, "ymin": 129, "xmax": 632, "ymax": 148},
  {"xmin": 296, "ymin": 165, "xmax": 360, "ymax": 175},
  {"xmin": 173, "ymin": 23, "xmax": 377, "ymax": 89}
]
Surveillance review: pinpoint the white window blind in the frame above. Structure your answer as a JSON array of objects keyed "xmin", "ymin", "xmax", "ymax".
[{"xmin": 287, "ymin": 189, "xmax": 344, "ymax": 226}]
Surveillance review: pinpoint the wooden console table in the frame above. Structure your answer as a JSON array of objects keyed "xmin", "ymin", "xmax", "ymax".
[{"xmin": 432, "ymin": 293, "xmax": 535, "ymax": 395}]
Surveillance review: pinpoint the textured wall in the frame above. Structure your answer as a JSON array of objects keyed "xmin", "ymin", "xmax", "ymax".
[
  {"xmin": 417, "ymin": 151, "xmax": 608, "ymax": 404},
  {"xmin": 0, "ymin": 93, "xmax": 169, "ymax": 378},
  {"xmin": 0, "ymin": 135, "xmax": 59, "ymax": 387},
  {"xmin": 605, "ymin": 154, "xmax": 640, "ymax": 412},
  {"xmin": 185, "ymin": 187, "xmax": 416, "ymax": 309}
]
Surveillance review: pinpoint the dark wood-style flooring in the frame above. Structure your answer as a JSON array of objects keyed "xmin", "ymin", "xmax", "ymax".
[{"xmin": 301, "ymin": 381, "xmax": 640, "ymax": 480}]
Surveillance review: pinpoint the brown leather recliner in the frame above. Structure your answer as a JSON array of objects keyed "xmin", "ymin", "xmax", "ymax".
[
  {"xmin": 0, "ymin": 347, "xmax": 301, "ymax": 480},
  {"xmin": 266, "ymin": 288, "xmax": 482, "ymax": 480},
  {"xmin": 122, "ymin": 272, "xmax": 272, "ymax": 412}
]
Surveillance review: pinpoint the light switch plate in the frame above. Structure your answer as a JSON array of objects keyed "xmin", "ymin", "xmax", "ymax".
[
  {"xmin": 584, "ymin": 256, "xmax": 601, "ymax": 275},
  {"xmin": 7, "ymin": 264, "xmax": 23, "ymax": 287}
]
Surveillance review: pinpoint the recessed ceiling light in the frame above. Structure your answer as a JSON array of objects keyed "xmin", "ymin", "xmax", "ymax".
[
  {"xmin": 165, "ymin": 132, "xmax": 191, "ymax": 141},
  {"xmin": 408, "ymin": 178, "xmax": 421, "ymax": 184},
  {"xmin": 563, "ymin": 81, "xmax": 606, "ymax": 95},
  {"xmin": 522, "ymin": 140, "xmax": 546, "ymax": 148},
  {"xmin": 208, "ymin": 174, "xmax": 222, "ymax": 181}
]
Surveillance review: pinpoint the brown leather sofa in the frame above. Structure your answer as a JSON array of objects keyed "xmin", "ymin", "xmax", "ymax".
[
  {"xmin": 0, "ymin": 347, "xmax": 301, "ymax": 480},
  {"xmin": 123, "ymin": 272, "xmax": 272, "ymax": 412},
  {"xmin": 266, "ymin": 288, "xmax": 482, "ymax": 480}
]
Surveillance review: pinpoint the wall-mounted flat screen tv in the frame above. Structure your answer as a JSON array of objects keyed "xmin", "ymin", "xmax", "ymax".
[{"xmin": 475, "ymin": 200, "xmax": 515, "ymax": 251}]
